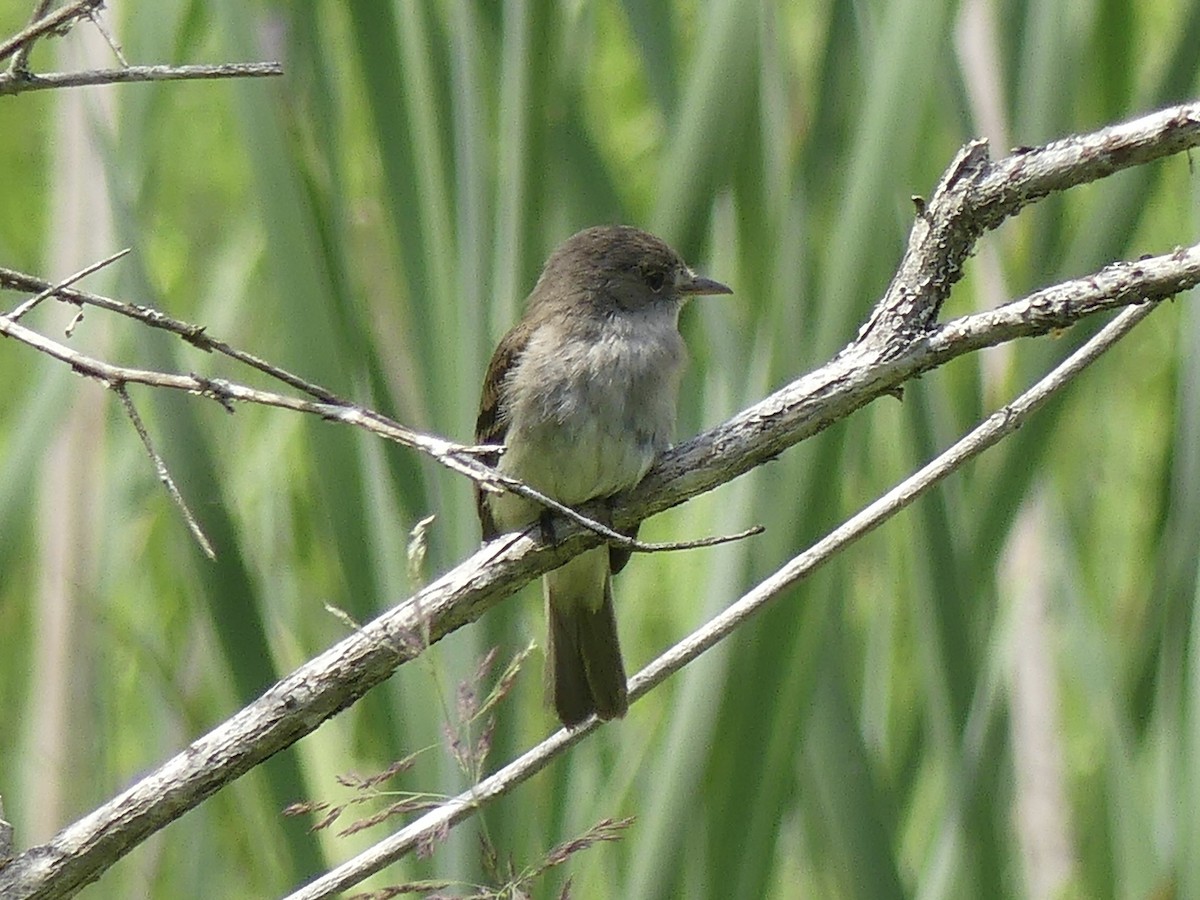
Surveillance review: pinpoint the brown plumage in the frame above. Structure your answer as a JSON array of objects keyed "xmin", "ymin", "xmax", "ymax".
[{"xmin": 474, "ymin": 225, "xmax": 731, "ymax": 727}]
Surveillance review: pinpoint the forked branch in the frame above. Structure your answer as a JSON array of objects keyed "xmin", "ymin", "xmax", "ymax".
[{"xmin": 1, "ymin": 100, "xmax": 1198, "ymax": 899}]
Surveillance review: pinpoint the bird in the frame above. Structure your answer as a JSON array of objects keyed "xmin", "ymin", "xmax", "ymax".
[{"xmin": 474, "ymin": 225, "xmax": 732, "ymax": 728}]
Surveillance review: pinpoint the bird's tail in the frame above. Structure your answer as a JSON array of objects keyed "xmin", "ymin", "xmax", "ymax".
[{"xmin": 544, "ymin": 547, "xmax": 629, "ymax": 727}]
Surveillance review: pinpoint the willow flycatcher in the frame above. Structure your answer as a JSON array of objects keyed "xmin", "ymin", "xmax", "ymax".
[{"xmin": 475, "ymin": 225, "xmax": 731, "ymax": 727}]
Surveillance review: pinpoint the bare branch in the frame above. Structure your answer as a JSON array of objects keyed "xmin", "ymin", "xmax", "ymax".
[
  {"xmin": 6, "ymin": 0, "xmax": 55, "ymax": 75},
  {"xmin": 0, "ymin": 265, "xmax": 358, "ymax": 398},
  {"xmin": 858, "ymin": 102, "xmax": 1200, "ymax": 344},
  {"xmin": 0, "ymin": 306, "xmax": 484, "ymax": 469},
  {"xmin": 629, "ymin": 523, "xmax": 765, "ymax": 552},
  {"xmin": 82, "ymin": 6, "xmax": 127, "ymax": 68},
  {"xmin": 3, "ymin": 248, "xmax": 129, "ymax": 321},
  {"xmin": 5, "ymin": 241, "xmax": 1193, "ymax": 557},
  {"xmin": 626, "ymin": 242, "xmax": 1200, "ymax": 529},
  {"xmin": 0, "ymin": 0, "xmax": 102, "ymax": 68},
  {"xmin": 627, "ymin": 304, "xmax": 1157, "ymax": 700},
  {"xmin": 0, "ymin": 61, "xmax": 283, "ymax": 96},
  {"xmin": 111, "ymin": 383, "xmax": 215, "ymax": 560},
  {"xmin": 282, "ymin": 301, "xmax": 1158, "ymax": 900},
  {"xmin": 0, "ymin": 264, "xmax": 760, "ymax": 555},
  {"xmin": 1, "ymin": 100, "xmax": 1198, "ymax": 900},
  {"xmin": 631, "ymin": 100, "xmax": 1200, "ymax": 523},
  {"xmin": 1, "ymin": 224, "xmax": 1190, "ymax": 900},
  {"xmin": 0, "ymin": 293, "xmax": 634, "ymax": 547}
]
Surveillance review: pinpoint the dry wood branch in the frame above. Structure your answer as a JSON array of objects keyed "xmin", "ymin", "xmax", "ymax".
[
  {"xmin": 0, "ymin": 0, "xmax": 102, "ymax": 67},
  {"xmin": 627, "ymin": 242, "xmax": 1200, "ymax": 526},
  {"xmin": 0, "ymin": 0, "xmax": 281, "ymax": 92},
  {"xmin": 1, "ymin": 101, "xmax": 1199, "ymax": 899},
  {"xmin": 0, "ymin": 61, "xmax": 284, "ymax": 95},
  {"xmin": 630, "ymin": 100, "xmax": 1200, "ymax": 520},
  {"xmin": 0, "ymin": 265, "xmax": 366, "ymax": 398},
  {"xmin": 111, "ymin": 383, "xmax": 215, "ymax": 559},
  {"xmin": 80, "ymin": 5, "xmax": 125, "ymax": 67},
  {"xmin": 3, "ymin": 249, "xmax": 129, "ymax": 321},
  {"xmin": 6, "ymin": 0, "xmax": 57, "ymax": 74},
  {"xmin": 284, "ymin": 301, "xmax": 1157, "ymax": 900},
  {"xmin": 0, "ymin": 263, "xmax": 758, "ymax": 555}
]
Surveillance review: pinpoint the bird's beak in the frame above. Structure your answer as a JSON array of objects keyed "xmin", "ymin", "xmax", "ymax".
[{"xmin": 676, "ymin": 270, "xmax": 733, "ymax": 296}]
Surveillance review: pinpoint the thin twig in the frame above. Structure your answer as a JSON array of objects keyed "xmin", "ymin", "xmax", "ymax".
[
  {"xmin": 0, "ymin": 0, "xmax": 102, "ymax": 67},
  {"xmin": 84, "ymin": 6, "xmax": 128, "ymax": 68},
  {"xmin": 0, "ymin": 295, "xmax": 629, "ymax": 548},
  {"xmin": 7, "ymin": 0, "xmax": 54, "ymax": 75},
  {"xmin": 5, "ymin": 242, "xmax": 1197, "ymax": 549},
  {"xmin": 2, "ymin": 251, "xmax": 1197, "ymax": 561},
  {"xmin": 628, "ymin": 524, "xmax": 765, "ymax": 551},
  {"xmin": 0, "ymin": 266, "xmax": 761, "ymax": 555},
  {"xmin": 4, "ymin": 248, "xmax": 130, "ymax": 322},
  {"xmin": 111, "ymin": 383, "xmax": 216, "ymax": 560},
  {"xmin": 0, "ymin": 61, "xmax": 284, "ymax": 95},
  {"xmin": 5, "ymin": 265, "xmax": 1178, "ymax": 900},
  {"xmin": 0, "ymin": 307, "xmax": 495, "ymax": 486},
  {"xmin": 283, "ymin": 301, "xmax": 1157, "ymax": 900},
  {"xmin": 2, "ymin": 102, "xmax": 1197, "ymax": 900},
  {"xmin": 0, "ymin": 265, "xmax": 354, "ymax": 400},
  {"xmin": 482, "ymin": 470, "xmax": 763, "ymax": 552},
  {"xmin": 626, "ymin": 303, "xmax": 1158, "ymax": 700}
]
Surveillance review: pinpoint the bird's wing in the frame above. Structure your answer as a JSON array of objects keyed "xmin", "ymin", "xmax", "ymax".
[{"xmin": 474, "ymin": 321, "xmax": 532, "ymax": 540}]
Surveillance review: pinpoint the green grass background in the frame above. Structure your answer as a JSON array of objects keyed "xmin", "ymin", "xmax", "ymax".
[{"xmin": 1, "ymin": 0, "xmax": 1198, "ymax": 897}]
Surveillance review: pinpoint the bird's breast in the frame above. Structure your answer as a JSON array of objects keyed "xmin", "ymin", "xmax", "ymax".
[{"xmin": 493, "ymin": 312, "xmax": 685, "ymax": 527}]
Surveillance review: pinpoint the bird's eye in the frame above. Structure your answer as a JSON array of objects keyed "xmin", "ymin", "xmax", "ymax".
[{"xmin": 644, "ymin": 268, "xmax": 667, "ymax": 292}]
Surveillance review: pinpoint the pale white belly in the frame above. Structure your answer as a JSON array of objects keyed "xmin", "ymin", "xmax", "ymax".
[{"xmin": 489, "ymin": 311, "xmax": 684, "ymax": 531}]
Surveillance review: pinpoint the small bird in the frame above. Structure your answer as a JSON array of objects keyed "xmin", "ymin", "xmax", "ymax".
[{"xmin": 475, "ymin": 225, "xmax": 731, "ymax": 728}]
